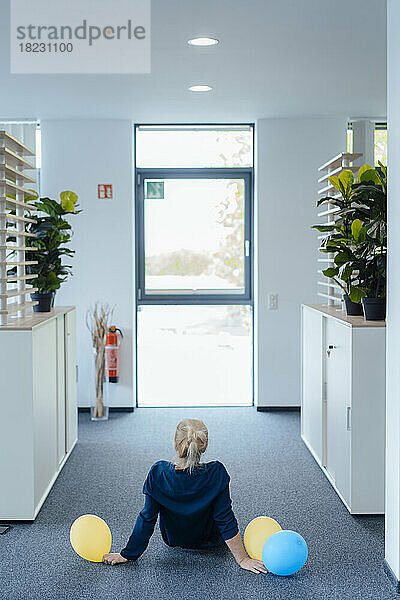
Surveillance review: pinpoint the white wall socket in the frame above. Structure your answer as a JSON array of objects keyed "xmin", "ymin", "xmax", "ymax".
[{"xmin": 268, "ymin": 293, "xmax": 278, "ymax": 310}]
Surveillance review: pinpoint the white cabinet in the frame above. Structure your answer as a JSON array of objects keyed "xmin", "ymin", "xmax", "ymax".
[
  {"xmin": 301, "ymin": 304, "xmax": 386, "ymax": 514},
  {"xmin": 301, "ymin": 307, "xmax": 324, "ymax": 463},
  {"xmin": 56, "ymin": 315, "xmax": 66, "ymax": 465},
  {"xmin": 65, "ymin": 309, "xmax": 78, "ymax": 453},
  {"xmin": 32, "ymin": 317, "xmax": 58, "ymax": 509},
  {"xmin": 0, "ymin": 307, "xmax": 77, "ymax": 520},
  {"xmin": 325, "ymin": 317, "xmax": 352, "ymax": 506}
]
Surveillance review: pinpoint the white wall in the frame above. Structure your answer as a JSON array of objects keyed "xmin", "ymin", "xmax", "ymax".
[
  {"xmin": 40, "ymin": 119, "xmax": 134, "ymax": 408},
  {"xmin": 385, "ymin": 0, "xmax": 400, "ymax": 581},
  {"xmin": 255, "ymin": 117, "xmax": 348, "ymax": 407}
]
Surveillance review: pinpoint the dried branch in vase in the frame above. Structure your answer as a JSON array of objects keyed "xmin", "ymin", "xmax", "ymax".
[{"xmin": 86, "ymin": 303, "xmax": 114, "ymax": 418}]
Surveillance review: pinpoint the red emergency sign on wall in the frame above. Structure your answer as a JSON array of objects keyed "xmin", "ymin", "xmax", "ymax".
[{"xmin": 98, "ymin": 184, "xmax": 113, "ymax": 199}]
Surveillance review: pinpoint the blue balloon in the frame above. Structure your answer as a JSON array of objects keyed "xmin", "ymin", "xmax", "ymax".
[{"xmin": 262, "ymin": 530, "xmax": 308, "ymax": 576}]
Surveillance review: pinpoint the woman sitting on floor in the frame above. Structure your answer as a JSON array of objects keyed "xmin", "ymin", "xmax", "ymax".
[{"xmin": 103, "ymin": 418, "xmax": 266, "ymax": 574}]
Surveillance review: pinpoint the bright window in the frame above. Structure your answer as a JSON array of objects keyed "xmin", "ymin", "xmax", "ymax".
[
  {"xmin": 136, "ymin": 125, "xmax": 253, "ymax": 168},
  {"xmin": 347, "ymin": 127, "xmax": 353, "ymax": 154},
  {"xmin": 374, "ymin": 126, "xmax": 387, "ymax": 166}
]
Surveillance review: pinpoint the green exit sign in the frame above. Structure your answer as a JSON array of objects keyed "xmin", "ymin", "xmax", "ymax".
[{"xmin": 146, "ymin": 181, "xmax": 164, "ymax": 199}]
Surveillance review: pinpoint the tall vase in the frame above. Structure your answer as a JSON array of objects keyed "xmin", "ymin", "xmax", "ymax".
[{"xmin": 90, "ymin": 348, "xmax": 109, "ymax": 421}]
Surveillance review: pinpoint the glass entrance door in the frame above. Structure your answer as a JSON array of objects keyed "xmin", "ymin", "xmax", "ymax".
[{"xmin": 136, "ymin": 168, "xmax": 253, "ymax": 407}]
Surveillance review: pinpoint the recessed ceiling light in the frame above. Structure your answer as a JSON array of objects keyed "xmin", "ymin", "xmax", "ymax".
[
  {"xmin": 188, "ymin": 37, "xmax": 219, "ymax": 47},
  {"xmin": 188, "ymin": 85, "xmax": 213, "ymax": 92}
]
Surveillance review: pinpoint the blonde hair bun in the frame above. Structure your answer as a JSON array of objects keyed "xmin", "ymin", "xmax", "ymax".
[{"xmin": 174, "ymin": 419, "xmax": 208, "ymax": 472}]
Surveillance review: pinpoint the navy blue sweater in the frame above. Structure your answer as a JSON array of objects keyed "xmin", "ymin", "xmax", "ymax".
[{"xmin": 120, "ymin": 460, "xmax": 239, "ymax": 560}]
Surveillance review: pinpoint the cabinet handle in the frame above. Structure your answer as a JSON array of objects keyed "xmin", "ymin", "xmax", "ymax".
[
  {"xmin": 346, "ymin": 406, "xmax": 351, "ymax": 431},
  {"xmin": 326, "ymin": 345, "xmax": 336, "ymax": 357}
]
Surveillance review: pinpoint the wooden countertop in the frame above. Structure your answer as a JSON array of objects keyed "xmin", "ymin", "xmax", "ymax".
[
  {"xmin": 303, "ymin": 304, "xmax": 386, "ymax": 328},
  {"xmin": 0, "ymin": 306, "xmax": 75, "ymax": 330}
]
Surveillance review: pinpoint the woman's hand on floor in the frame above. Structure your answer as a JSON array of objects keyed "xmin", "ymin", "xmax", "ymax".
[
  {"xmin": 225, "ymin": 532, "xmax": 267, "ymax": 574},
  {"xmin": 102, "ymin": 552, "xmax": 128, "ymax": 565},
  {"xmin": 238, "ymin": 557, "xmax": 268, "ymax": 574}
]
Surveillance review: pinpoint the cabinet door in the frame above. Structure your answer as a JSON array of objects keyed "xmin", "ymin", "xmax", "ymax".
[
  {"xmin": 302, "ymin": 307, "xmax": 323, "ymax": 462},
  {"xmin": 56, "ymin": 315, "xmax": 66, "ymax": 465},
  {"xmin": 65, "ymin": 310, "xmax": 78, "ymax": 452},
  {"xmin": 33, "ymin": 319, "xmax": 58, "ymax": 509},
  {"xmin": 325, "ymin": 318, "xmax": 351, "ymax": 505}
]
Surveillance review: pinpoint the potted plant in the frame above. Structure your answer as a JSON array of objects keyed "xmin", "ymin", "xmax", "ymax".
[
  {"xmin": 351, "ymin": 163, "xmax": 387, "ymax": 320},
  {"xmin": 313, "ymin": 163, "xmax": 387, "ymax": 320},
  {"xmin": 313, "ymin": 169, "xmax": 364, "ymax": 315},
  {"xmin": 26, "ymin": 191, "xmax": 80, "ymax": 312}
]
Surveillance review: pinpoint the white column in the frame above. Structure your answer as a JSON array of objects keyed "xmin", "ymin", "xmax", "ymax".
[
  {"xmin": 352, "ymin": 120, "xmax": 375, "ymax": 167},
  {"xmin": 385, "ymin": 0, "xmax": 400, "ymax": 584}
]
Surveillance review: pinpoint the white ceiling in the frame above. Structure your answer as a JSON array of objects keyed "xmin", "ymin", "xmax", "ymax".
[{"xmin": 0, "ymin": 0, "xmax": 387, "ymax": 122}]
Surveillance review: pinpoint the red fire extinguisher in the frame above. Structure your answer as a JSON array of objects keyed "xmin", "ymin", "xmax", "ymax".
[{"xmin": 105, "ymin": 326, "xmax": 123, "ymax": 383}]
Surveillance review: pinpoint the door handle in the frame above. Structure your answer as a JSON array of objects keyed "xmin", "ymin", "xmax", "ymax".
[
  {"xmin": 326, "ymin": 344, "xmax": 336, "ymax": 357},
  {"xmin": 346, "ymin": 406, "xmax": 351, "ymax": 431}
]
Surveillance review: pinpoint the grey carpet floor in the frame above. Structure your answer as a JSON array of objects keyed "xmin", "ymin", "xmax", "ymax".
[{"xmin": 3, "ymin": 408, "xmax": 396, "ymax": 599}]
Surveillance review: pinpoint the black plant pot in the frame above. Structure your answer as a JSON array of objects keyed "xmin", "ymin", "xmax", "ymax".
[
  {"xmin": 343, "ymin": 294, "xmax": 363, "ymax": 316},
  {"xmin": 361, "ymin": 297, "xmax": 386, "ymax": 321},
  {"xmin": 31, "ymin": 292, "xmax": 54, "ymax": 313}
]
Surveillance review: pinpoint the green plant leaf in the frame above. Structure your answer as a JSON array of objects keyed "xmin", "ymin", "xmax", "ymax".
[
  {"xmin": 322, "ymin": 267, "xmax": 339, "ymax": 278},
  {"xmin": 24, "ymin": 189, "xmax": 39, "ymax": 203},
  {"xmin": 358, "ymin": 164, "xmax": 374, "ymax": 179},
  {"xmin": 378, "ymin": 161, "xmax": 387, "ymax": 184},
  {"xmin": 311, "ymin": 224, "xmax": 337, "ymax": 232},
  {"xmin": 358, "ymin": 164, "xmax": 381, "ymax": 184},
  {"xmin": 36, "ymin": 197, "xmax": 64, "ymax": 217},
  {"xmin": 339, "ymin": 169, "xmax": 354, "ymax": 190},
  {"xmin": 328, "ymin": 175, "xmax": 341, "ymax": 191},
  {"xmin": 349, "ymin": 286, "xmax": 366, "ymax": 303},
  {"xmin": 60, "ymin": 190, "xmax": 78, "ymax": 213},
  {"xmin": 351, "ymin": 219, "xmax": 366, "ymax": 242},
  {"xmin": 334, "ymin": 251, "xmax": 350, "ymax": 266},
  {"xmin": 337, "ymin": 179, "xmax": 347, "ymax": 197},
  {"xmin": 317, "ymin": 196, "xmax": 344, "ymax": 209}
]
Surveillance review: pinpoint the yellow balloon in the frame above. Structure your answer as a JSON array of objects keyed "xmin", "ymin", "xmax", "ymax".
[
  {"xmin": 244, "ymin": 516, "xmax": 282, "ymax": 560},
  {"xmin": 70, "ymin": 515, "xmax": 112, "ymax": 562}
]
